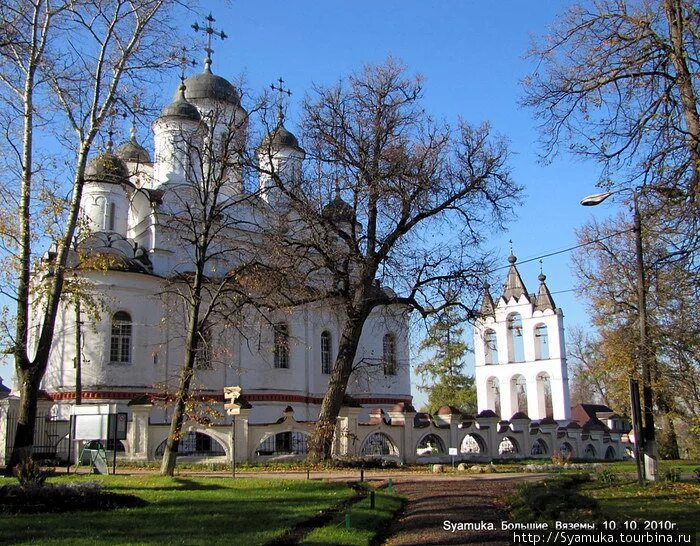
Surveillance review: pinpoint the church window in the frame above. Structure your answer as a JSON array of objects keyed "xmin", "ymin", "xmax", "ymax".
[
  {"xmin": 320, "ymin": 330, "xmax": 332, "ymax": 374},
  {"xmin": 195, "ymin": 323, "xmax": 212, "ymax": 370},
  {"xmin": 110, "ymin": 311, "xmax": 132, "ymax": 363},
  {"xmin": 484, "ymin": 329, "xmax": 498, "ymax": 364},
  {"xmin": 534, "ymin": 323, "xmax": 549, "ymax": 360},
  {"xmin": 104, "ymin": 202, "xmax": 116, "ymax": 231},
  {"xmin": 383, "ymin": 333, "xmax": 397, "ymax": 375},
  {"xmin": 507, "ymin": 313, "xmax": 525, "ymax": 363},
  {"xmin": 273, "ymin": 323, "xmax": 289, "ymax": 369}
]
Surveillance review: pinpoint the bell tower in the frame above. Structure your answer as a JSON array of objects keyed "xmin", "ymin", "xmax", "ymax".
[{"xmin": 474, "ymin": 254, "xmax": 571, "ymax": 421}]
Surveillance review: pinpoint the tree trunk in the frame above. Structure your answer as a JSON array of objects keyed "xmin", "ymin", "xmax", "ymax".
[
  {"xmin": 160, "ymin": 320, "xmax": 199, "ymax": 475},
  {"xmin": 307, "ymin": 311, "xmax": 367, "ymax": 463},
  {"xmin": 6, "ymin": 365, "xmax": 41, "ymax": 472},
  {"xmin": 664, "ymin": 0, "xmax": 700, "ymax": 201}
]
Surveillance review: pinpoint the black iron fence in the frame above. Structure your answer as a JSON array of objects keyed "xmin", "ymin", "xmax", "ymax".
[{"xmin": 3, "ymin": 411, "xmax": 65, "ymax": 460}]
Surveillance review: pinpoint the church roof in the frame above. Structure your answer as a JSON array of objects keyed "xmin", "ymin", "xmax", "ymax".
[
  {"xmin": 535, "ymin": 272, "xmax": 556, "ymax": 311},
  {"xmin": 160, "ymin": 84, "xmax": 201, "ymax": 122},
  {"xmin": 501, "ymin": 254, "xmax": 529, "ymax": 302},
  {"xmin": 260, "ymin": 121, "xmax": 303, "ymax": 153},
  {"xmin": 322, "ymin": 195, "xmax": 355, "ymax": 224},
  {"xmin": 183, "ymin": 67, "xmax": 240, "ymax": 105},
  {"xmin": 116, "ymin": 128, "xmax": 151, "ymax": 164},
  {"xmin": 479, "ymin": 282, "xmax": 495, "ymax": 316},
  {"xmin": 85, "ymin": 150, "xmax": 131, "ymax": 186}
]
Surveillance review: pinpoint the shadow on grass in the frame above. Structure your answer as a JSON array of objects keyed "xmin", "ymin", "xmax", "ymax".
[{"xmin": 0, "ymin": 478, "xmax": 353, "ymax": 546}]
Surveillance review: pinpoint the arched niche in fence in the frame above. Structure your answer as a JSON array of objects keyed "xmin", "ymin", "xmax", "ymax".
[
  {"xmin": 155, "ymin": 431, "xmax": 225, "ymax": 458},
  {"xmin": 255, "ymin": 431, "xmax": 309, "ymax": 456},
  {"xmin": 360, "ymin": 432, "xmax": 399, "ymax": 457},
  {"xmin": 416, "ymin": 433, "xmax": 446, "ymax": 457},
  {"xmin": 460, "ymin": 433, "xmax": 487, "ymax": 455}
]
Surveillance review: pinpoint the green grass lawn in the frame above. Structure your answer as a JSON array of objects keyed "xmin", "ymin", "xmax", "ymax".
[
  {"xmin": 583, "ymin": 480, "xmax": 700, "ymax": 535},
  {"xmin": 300, "ymin": 490, "xmax": 404, "ymax": 546},
  {"xmin": 0, "ymin": 474, "xmax": 354, "ymax": 545}
]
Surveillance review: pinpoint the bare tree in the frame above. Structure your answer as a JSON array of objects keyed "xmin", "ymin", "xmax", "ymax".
[
  {"xmin": 0, "ymin": 0, "xmax": 187, "ymax": 470},
  {"xmin": 155, "ymin": 93, "xmax": 282, "ymax": 475},
  {"xmin": 253, "ymin": 59, "xmax": 519, "ymax": 461},
  {"xmin": 523, "ymin": 0, "xmax": 700, "ymax": 204}
]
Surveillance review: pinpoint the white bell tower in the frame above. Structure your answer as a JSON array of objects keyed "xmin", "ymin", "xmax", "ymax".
[{"xmin": 473, "ymin": 254, "xmax": 571, "ymax": 421}]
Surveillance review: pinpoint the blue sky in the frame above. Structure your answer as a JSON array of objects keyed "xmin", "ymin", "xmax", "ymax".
[{"xmin": 1, "ymin": 1, "xmax": 621, "ymax": 405}]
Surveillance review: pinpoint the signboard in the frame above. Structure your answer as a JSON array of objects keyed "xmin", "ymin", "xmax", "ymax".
[
  {"xmin": 448, "ymin": 447, "xmax": 458, "ymax": 456},
  {"xmin": 109, "ymin": 413, "xmax": 128, "ymax": 441},
  {"xmin": 73, "ymin": 415, "xmax": 110, "ymax": 441},
  {"xmin": 224, "ymin": 386, "xmax": 242, "ymax": 416}
]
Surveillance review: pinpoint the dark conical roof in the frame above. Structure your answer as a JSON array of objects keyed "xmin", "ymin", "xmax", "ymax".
[
  {"xmin": 85, "ymin": 151, "xmax": 130, "ymax": 185},
  {"xmin": 501, "ymin": 254, "xmax": 529, "ymax": 302},
  {"xmin": 535, "ymin": 273, "xmax": 556, "ymax": 311},
  {"xmin": 480, "ymin": 282, "xmax": 495, "ymax": 316},
  {"xmin": 322, "ymin": 195, "xmax": 355, "ymax": 223}
]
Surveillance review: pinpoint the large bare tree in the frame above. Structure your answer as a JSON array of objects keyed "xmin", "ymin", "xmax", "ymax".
[
  {"xmin": 523, "ymin": 0, "xmax": 700, "ymax": 204},
  {"xmin": 156, "ymin": 97, "xmax": 283, "ymax": 476},
  {"xmin": 254, "ymin": 59, "xmax": 519, "ymax": 461},
  {"xmin": 0, "ymin": 0, "xmax": 187, "ymax": 469}
]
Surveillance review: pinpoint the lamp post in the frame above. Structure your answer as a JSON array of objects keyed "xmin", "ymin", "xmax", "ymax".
[{"xmin": 581, "ymin": 188, "xmax": 658, "ymax": 482}]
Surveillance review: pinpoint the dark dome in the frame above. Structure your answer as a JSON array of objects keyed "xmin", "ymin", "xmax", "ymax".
[
  {"xmin": 183, "ymin": 69, "xmax": 240, "ymax": 105},
  {"xmin": 116, "ymin": 138, "xmax": 151, "ymax": 164},
  {"xmin": 322, "ymin": 196, "xmax": 355, "ymax": 223},
  {"xmin": 160, "ymin": 88, "xmax": 201, "ymax": 122},
  {"xmin": 260, "ymin": 123, "xmax": 303, "ymax": 152},
  {"xmin": 85, "ymin": 152, "xmax": 130, "ymax": 185}
]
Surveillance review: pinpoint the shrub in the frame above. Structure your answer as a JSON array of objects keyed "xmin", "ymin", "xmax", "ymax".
[
  {"xmin": 510, "ymin": 473, "xmax": 596, "ymax": 522},
  {"xmin": 598, "ymin": 468, "xmax": 618, "ymax": 485},
  {"xmin": 13, "ymin": 458, "xmax": 50, "ymax": 488},
  {"xmin": 663, "ymin": 467, "xmax": 681, "ymax": 483},
  {"xmin": 551, "ymin": 451, "xmax": 572, "ymax": 466}
]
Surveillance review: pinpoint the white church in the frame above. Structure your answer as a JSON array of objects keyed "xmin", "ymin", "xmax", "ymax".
[{"xmin": 0, "ymin": 36, "xmax": 624, "ymax": 464}]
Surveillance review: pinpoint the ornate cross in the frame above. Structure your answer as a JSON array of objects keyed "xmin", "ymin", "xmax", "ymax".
[
  {"xmin": 192, "ymin": 13, "xmax": 227, "ymax": 71},
  {"xmin": 270, "ymin": 77, "xmax": 292, "ymax": 123},
  {"xmin": 177, "ymin": 46, "xmax": 197, "ymax": 83}
]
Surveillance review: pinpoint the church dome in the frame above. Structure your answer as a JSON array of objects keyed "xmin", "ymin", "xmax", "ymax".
[
  {"xmin": 260, "ymin": 123, "xmax": 303, "ymax": 152},
  {"xmin": 183, "ymin": 68, "xmax": 240, "ymax": 105},
  {"xmin": 116, "ymin": 135, "xmax": 151, "ymax": 164},
  {"xmin": 85, "ymin": 152, "xmax": 130, "ymax": 185},
  {"xmin": 322, "ymin": 195, "xmax": 355, "ymax": 223},
  {"xmin": 159, "ymin": 85, "xmax": 201, "ymax": 122}
]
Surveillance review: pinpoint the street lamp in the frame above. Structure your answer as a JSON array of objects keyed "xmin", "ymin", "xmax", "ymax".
[{"xmin": 581, "ymin": 187, "xmax": 658, "ymax": 483}]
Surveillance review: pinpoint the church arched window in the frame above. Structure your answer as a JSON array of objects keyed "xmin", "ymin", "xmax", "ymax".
[
  {"xmin": 103, "ymin": 201, "xmax": 116, "ymax": 231},
  {"xmin": 195, "ymin": 322, "xmax": 212, "ymax": 370},
  {"xmin": 507, "ymin": 313, "xmax": 525, "ymax": 363},
  {"xmin": 383, "ymin": 333, "xmax": 397, "ymax": 375},
  {"xmin": 534, "ymin": 323, "xmax": 549, "ymax": 360},
  {"xmin": 273, "ymin": 323, "xmax": 289, "ymax": 369},
  {"xmin": 320, "ymin": 330, "xmax": 332, "ymax": 374},
  {"xmin": 484, "ymin": 329, "xmax": 498, "ymax": 364},
  {"xmin": 110, "ymin": 311, "xmax": 132, "ymax": 364}
]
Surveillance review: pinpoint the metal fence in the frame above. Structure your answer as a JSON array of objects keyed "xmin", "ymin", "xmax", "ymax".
[{"xmin": 3, "ymin": 411, "xmax": 65, "ymax": 460}]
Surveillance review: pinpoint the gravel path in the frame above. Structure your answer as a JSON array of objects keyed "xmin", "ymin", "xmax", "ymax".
[{"xmin": 381, "ymin": 476, "xmax": 519, "ymax": 546}]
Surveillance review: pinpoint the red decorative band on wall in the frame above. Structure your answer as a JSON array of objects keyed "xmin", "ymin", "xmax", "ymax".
[{"xmin": 46, "ymin": 390, "xmax": 411, "ymax": 406}]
